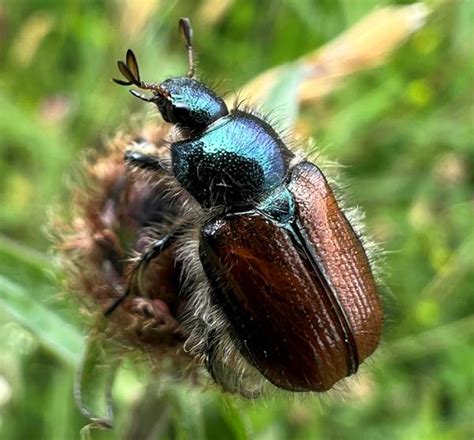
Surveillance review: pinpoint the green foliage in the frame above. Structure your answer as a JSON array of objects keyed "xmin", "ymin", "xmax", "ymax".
[{"xmin": 0, "ymin": 1, "xmax": 472, "ymax": 439}]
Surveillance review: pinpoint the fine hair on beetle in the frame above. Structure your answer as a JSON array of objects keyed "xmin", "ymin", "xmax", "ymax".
[{"xmin": 55, "ymin": 17, "xmax": 384, "ymax": 400}]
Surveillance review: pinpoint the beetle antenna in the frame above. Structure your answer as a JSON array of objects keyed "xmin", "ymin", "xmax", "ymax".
[
  {"xmin": 178, "ymin": 17, "xmax": 195, "ymax": 78},
  {"xmin": 113, "ymin": 49, "xmax": 168, "ymax": 99}
]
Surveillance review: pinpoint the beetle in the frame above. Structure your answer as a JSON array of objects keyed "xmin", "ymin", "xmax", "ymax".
[{"xmin": 109, "ymin": 17, "xmax": 383, "ymax": 393}]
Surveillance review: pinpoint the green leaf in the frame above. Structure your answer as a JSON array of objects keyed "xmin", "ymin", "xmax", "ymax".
[{"xmin": 0, "ymin": 275, "xmax": 83, "ymax": 366}]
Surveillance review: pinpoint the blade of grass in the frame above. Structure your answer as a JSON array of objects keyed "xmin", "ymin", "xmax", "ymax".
[
  {"xmin": 75, "ymin": 318, "xmax": 121, "ymax": 431},
  {"xmin": 0, "ymin": 234, "xmax": 56, "ymax": 273},
  {"xmin": 260, "ymin": 63, "xmax": 308, "ymax": 132},
  {"xmin": 235, "ymin": 3, "xmax": 430, "ymax": 106},
  {"xmin": 167, "ymin": 386, "xmax": 206, "ymax": 440},
  {"xmin": 380, "ymin": 315, "xmax": 474, "ymax": 362},
  {"xmin": 0, "ymin": 275, "xmax": 83, "ymax": 366}
]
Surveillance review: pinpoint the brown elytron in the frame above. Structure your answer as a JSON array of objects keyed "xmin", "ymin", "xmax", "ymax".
[{"xmin": 200, "ymin": 161, "xmax": 383, "ymax": 391}]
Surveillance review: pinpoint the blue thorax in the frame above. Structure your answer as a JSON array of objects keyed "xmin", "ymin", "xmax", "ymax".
[{"xmin": 171, "ymin": 110, "xmax": 293, "ymax": 209}]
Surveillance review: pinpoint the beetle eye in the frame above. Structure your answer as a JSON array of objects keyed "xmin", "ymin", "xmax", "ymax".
[
  {"xmin": 172, "ymin": 102, "xmax": 191, "ymax": 118},
  {"xmin": 154, "ymin": 96, "xmax": 173, "ymax": 123},
  {"xmin": 159, "ymin": 99, "xmax": 193, "ymax": 126}
]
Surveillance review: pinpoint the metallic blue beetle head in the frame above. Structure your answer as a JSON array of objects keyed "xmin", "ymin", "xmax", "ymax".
[
  {"xmin": 153, "ymin": 77, "xmax": 228, "ymax": 130},
  {"xmin": 113, "ymin": 18, "xmax": 228, "ymax": 131}
]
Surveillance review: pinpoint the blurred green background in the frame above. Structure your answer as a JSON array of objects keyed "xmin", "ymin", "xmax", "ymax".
[{"xmin": 0, "ymin": 0, "xmax": 473, "ymax": 439}]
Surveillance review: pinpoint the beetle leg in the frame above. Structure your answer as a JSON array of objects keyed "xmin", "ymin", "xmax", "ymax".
[
  {"xmin": 124, "ymin": 150, "xmax": 169, "ymax": 173},
  {"xmin": 133, "ymin": 233, "xmax": 178, "ymax": 295},
  {"xmin": 104, "ymin": 230, "xmax": 178, "ymax": 316}
]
